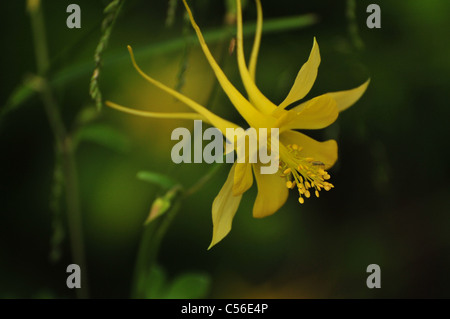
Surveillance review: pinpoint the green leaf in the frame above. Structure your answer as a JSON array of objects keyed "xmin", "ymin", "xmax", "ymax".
[
  {"xmin": 74, "ymin": 107, "xmax": 100, "ymax": 127},
  {"xmin": 73, "ymin": 123, "xmax": 131, "ymax": 152},
  {"xmin": 164, "ymin": 273, "xmax": 211, "ymax": 299},
  {"xmin": 137, "ymin": 171, "xmax": 178, "ymax": 190},
  {"xmin": 0, "ymin": 75, "xmax": 41, "ymax": 121}
]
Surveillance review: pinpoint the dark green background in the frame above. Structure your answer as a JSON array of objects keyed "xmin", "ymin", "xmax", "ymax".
[{"xmin": 1, "ymin": 0, "xmax": 449, "ymax": 298}]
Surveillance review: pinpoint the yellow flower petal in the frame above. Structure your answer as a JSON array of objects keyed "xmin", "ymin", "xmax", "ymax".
[
  {"xmin": 127, "ymin": 46, "xmax": 238, "ymax": 135},
  {"xmin": 280, "ymin": 130, "xmax": 338, "ymax": 169},
  {"xmin": 278, "ymin": 94, "xmax": 338, "ymax": 131},
  {"xmin": 182, "ymin": 0, "xmax": 271, "ymax": 128},
  {"xmin": 327, "ymin": 79, "xmax": 370, "ymax": 112},
  {"xmin": 249, "ymin": 0, "xmax": 262, "ymax": 81},
  {"xmin": 236, "ymin": 0, "xmax": 277, "ymax": 115},
  {"xmin": 209, "ymin": 163, "xmax": 242, "ymax": 249},
  {"xmin": 232, "ymin": 162, "xmax": 253, "ymax": 196},
  {"xmin": 278, "ymin": 37, "xmax": 321, "ymax": 110},
  {"xmin": 105, "ymin": 101, "xmax": 207, "ymax": 121},
  {"xmin": 252, "ymin": 164, "xmax": 289, "ymax": 218}
]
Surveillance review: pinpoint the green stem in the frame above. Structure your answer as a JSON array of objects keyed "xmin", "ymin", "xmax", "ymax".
[
  {"xmin": 91, "ymin": 0, "xmax": 126, "ymax": 110},
  {"xmin": 184, "ymin": 164, "xmax": 222, "ymax": 198},
  {"xmin": 28, "ymin": 0, "xmax": 88, "ymax": 299},
  {"xmin": 131, "ymin": 162, "xmax": 222, "ymax": 298},
  {"xmin": 346, "ymin": 0, "xmax": 364, "ymax": 51},
  {"xmin": 131, "ymin": 200, "xmax": 181, "ymax": 298},
  {"xmin": 61, "ymin": 137, "xmax": 88, "ymax": 298}
]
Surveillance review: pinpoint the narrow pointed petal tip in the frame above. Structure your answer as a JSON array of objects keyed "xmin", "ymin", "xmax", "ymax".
[
  {"xmin": 208, "ymin": 164, "xmax": 242, "ymax": 249},
  {"xmin": 329, "ymin": 79, "xmax": 371, "ymax": 113},
  {"xmin": 278, "ymin": 37, "xmax": 321, "ymax": 111}
]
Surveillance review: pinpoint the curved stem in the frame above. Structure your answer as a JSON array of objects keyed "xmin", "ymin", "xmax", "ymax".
[
  {"xmin": 28, "ymin": 1, "xmax": 88, "ymax": 298},
  {"xmin": 131, "ymin": 200, "xmax": 181, "ymax": 298}
]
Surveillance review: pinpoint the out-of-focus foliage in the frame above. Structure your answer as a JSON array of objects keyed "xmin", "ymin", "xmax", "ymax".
[
  {"xmin": 145, "ymin": 265, "xmax": 211, "ymax": 299},
  {"xmin": 0, "ymin": 0, "xmax": 450, "ymax": 298}
]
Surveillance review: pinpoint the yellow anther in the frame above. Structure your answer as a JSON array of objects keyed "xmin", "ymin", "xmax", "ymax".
[
  {"xmin": 286, "ymin": 181, "xmax": 294, "ymax": 189},
  {"xmin": 282, "ymin": 151, "xmax": 335, "ymax": 207}
]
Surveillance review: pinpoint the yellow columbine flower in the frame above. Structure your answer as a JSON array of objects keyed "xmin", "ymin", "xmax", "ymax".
[{"xmin": 106, "ymin": 0, "xmax": 369, "ymax": 249}]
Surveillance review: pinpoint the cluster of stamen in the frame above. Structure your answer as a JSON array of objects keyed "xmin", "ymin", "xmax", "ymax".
[{"xmin": 279, "ymin": 144, "xmax": 334, "ymax": 204}]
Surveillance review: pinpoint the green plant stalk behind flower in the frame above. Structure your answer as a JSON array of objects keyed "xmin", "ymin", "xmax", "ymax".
[
  {"xmin": 106, "ymin": 0, "xmax": 369, "ymax": 249},
  {"xmin": 27, "ymin": 0, "xmax": 89, "ymax": 298}
]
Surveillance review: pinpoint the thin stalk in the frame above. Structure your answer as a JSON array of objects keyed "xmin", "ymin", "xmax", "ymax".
[
  {"xmin": 132, "ymin": 162, "xmax": 221, "ymax": 298},
  {"xmin": 28, "ymin": 0, "xmax": 88, "ymax": 298},
  {"xmin": 184, "ymin": 164, "xmax": 222, "ymax": 198},
  {"xmin": 346, "ymin": 0, "xmax": 364, "ymax": 51},
  {"xmin": 131, "ymin": 200, "xmax": 181, "ymax": 298}
]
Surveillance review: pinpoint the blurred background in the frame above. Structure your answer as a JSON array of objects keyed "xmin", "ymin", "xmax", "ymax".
[{"xmin": 1, "ymin": 0, "xmax": 449, "ymax": 298}]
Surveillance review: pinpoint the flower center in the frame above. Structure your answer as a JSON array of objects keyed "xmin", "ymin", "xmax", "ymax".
[{"xmin": 279, "ymin": 144, "xmax": 334, "ymax": 204}]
